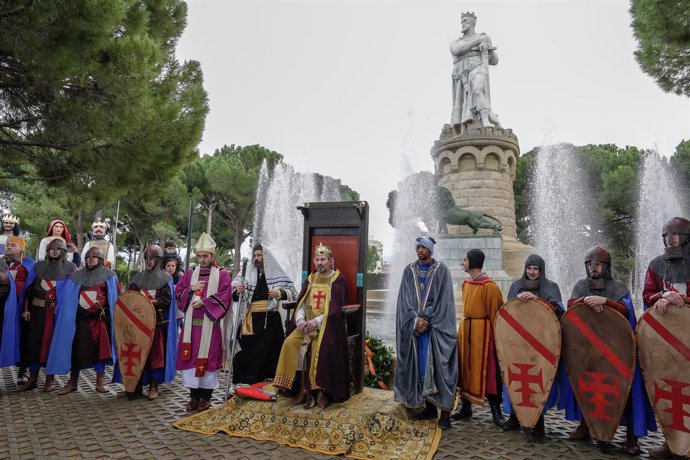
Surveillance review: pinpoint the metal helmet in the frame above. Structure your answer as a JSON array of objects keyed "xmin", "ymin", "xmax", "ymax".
[
  {"xmin": 85, "ymin": 246, "xmax": 105, "ymax": 261},
  {"xmin": 662, "ymin": 217, "xmax": 690, "ymax": 247},
  {"xmin": 584, "ymin": 246, "xmax": 611, "ymax": 266},
  {"xmin": 46, "ymin": 238, "xmax": 67, "ymax": 253},
  {"xmin": 144, "ymin": 244, "xmax": 164, "ymax": 259}
]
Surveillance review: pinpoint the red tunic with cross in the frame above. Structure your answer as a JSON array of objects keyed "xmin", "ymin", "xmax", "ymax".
[{"xmin": 72, "ymin": 282, "xmax": 112, "ymax": 368}]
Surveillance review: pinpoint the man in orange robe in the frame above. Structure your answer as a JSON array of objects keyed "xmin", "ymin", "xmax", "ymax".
[{"xmin": 453, "ymin": 249, "xmax": 505, "ymax": 426}]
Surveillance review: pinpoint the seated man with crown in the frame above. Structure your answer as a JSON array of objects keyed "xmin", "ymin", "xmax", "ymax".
[{"xmin": 273, "ymin": 243, "xmax": 351, "ymax": 409}]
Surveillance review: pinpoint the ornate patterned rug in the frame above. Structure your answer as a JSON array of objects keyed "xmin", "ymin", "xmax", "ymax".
[{"xmin": 172, "ymin": 387, "xmax": 441, "ymax": 459}]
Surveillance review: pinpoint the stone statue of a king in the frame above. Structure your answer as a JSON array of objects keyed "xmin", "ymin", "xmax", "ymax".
[{"xmin": 450, "ymin": 12, "xmax": 501, "ymax": 134}]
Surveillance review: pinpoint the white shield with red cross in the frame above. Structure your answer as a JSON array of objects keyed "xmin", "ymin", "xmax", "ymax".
[
  {"xmin": 637, "ymin": 305, "xmax": 690, "ymax": 457},
  {"xmin": 113, "ymin": 290, "xmax": 156, "ymax": 392},
  {"xmin": 495, "ymin": 298, "xmax": 561, "ymax": 429}
]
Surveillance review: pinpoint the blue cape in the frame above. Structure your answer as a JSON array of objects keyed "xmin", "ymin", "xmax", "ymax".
[
  {"xmin": 45, "ymin": 275, "xmax": 119, "ymax": 375},
  {"xmin": 112, "ymin": 279, "xmax": 178, "ymax": 385},
  {"xmin": 0, "ymin": 274, "xmax": 18, "ymax": 367},
  {"xmin": 560, "ymin": 295, "xmax": 657, "ymax": 436}
]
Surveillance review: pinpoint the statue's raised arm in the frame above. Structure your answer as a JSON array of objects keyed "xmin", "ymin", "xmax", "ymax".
[{"xmin": 450, "ymin": 12, "xmax": 501, "ymax": 135}]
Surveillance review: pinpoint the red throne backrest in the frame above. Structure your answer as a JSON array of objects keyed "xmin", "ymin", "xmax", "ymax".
[{"xmin": 310, "ymin": 236, "xmax": 360, "ymax": 306}]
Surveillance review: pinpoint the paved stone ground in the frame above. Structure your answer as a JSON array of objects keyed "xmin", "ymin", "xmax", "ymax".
[{"xmin": 0, "ymin": 367, "xmax": 667, "ymax": 459}]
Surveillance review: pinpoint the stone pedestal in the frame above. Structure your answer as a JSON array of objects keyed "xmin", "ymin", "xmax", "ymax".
[
  {"xmin": 435, "ymin": 234, "xmax": 514, "ymax": 316},
  {"xmin": 431, "ymin": 125, "xmax": 535, "ymax": 278}
]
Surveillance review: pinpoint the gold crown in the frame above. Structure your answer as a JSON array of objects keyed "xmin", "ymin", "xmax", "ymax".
[
  {"xmin": 92, "ymin": 218, "xmax": 107, "ymax": 228},
  {"xmin": 314, "ymin": 242, "xmax": 331, "ymax": 257},
  {"xmin": 2, "ymin": 214, "xmax": 19, "ymax": 224},
  {"xmin": 461, "ymin": 11, "xmax": 477, "ymax": 20}
]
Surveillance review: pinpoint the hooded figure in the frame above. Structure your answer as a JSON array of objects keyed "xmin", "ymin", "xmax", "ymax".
[
  {"xmin": 18, "ymin": 238, "xmax": 77, "ymax": 392},
  {"xmin": 394, "ymin": 236, "xmax": 458, "ymax": 430},
  {"xmin": 113, "ymin": 244, "xmax": 177, "ymax": 400},
  {"xmin": 502, "ymin": 254, "xmax": 565, "ymax": 438},
  {"xmin": 641, "ymin": 217, "xmax": 690, "ymax": 458},
  {"xmin": 230, "ymin": 243, "xmax": 297, "ymax": 384},
  {"xmin": 565, "ymin": 246, "xmax": 656, "ymax": 455},
  {"xmin": 47, "ymin": 246, "xmax": 120, "ymax": 395},
  {"xmin": 507, "ymin": 254, "xmax": 562, "ymax": 305}
]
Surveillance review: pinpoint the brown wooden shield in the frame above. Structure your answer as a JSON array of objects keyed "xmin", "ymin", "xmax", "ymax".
[
  {"xmin": 114, "ymin": 290, "xmax": 157, "ymax": 393},
  {"xmin": 561, "ymin": 303, "xmax": 635, "ymax": 442},
  {"xmin": 637, "ymin": 305, "xmax": 690, "ymax": 457},
  {"xmin": 495, "ymin": 298, "xmax": 561, "ymax": 428}
]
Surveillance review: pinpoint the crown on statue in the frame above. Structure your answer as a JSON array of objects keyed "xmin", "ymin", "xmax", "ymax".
[
  {"xmin": 2, "ymin": 214, "xmax": 19, "ymax": 224},
  {"xmin": 461, "ymin": 11, "xmax": 477, "ymax": 20},
  {"xmin": 314, "ymin": 242, "xmax": 332, "ymax": 258},
  {"xmin": 92, "ymin": 218, "xmax": 107, "ymax": 229}
]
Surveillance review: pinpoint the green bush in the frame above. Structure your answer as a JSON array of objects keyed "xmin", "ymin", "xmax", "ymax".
[{"xmin": 364, "ymin": 331, "xmax": 395, "ymax": 390}]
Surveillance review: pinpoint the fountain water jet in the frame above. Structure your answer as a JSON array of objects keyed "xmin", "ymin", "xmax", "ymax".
[
  {"xmin": 633, "ymin": 151, "xmax": 685, "ymax": 307},
  {"xmin": 378, "ymin": 172, "xmax": 440, "ymax": 346},
  {"xmin": 531, "ymin": 144, "xmax": 600, "ymax": 297},
  {"xmin": 252, "ymin": 161, "xmax": 342, "ymax": 284}
]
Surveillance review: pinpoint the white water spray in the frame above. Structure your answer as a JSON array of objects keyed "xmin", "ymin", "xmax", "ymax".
[
  {"xmin": 634, "ymin": 152, "xmax": 685, "ymax": 304},
  {"xmin": 532, "ymin": 144, "xmax": 600, "ymax": 297},
  {"xmin": 252, "ymin": 161, "xmax": 342, "ymax": 284}
]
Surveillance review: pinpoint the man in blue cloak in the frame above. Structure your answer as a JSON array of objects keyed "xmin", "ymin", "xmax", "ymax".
[{"xmin": 394, "ymin": 236, "xmax": 458, "ymax": 430}]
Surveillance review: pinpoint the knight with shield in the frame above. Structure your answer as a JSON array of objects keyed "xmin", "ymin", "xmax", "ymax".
[
  {"xmin": 113, "ymin": 244, "xmax": 177, "ymax": 400},
  {"xmin": 496, "ymin": 254, "xmax": 564, "ymax": 440},
  {"xmin": 639, "ymin": 217, "xmax": 690, "ymax": 459},
  {"xmin": 562, "ymin": 246, "xmax": 656, "ymax": 455}
]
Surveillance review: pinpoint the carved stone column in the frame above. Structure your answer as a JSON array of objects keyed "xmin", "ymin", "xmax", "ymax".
[{"xmin": 431, "ymin": 125, "xmax": 534, "ymax": 278}]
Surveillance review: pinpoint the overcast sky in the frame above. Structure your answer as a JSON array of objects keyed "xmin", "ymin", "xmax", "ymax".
[{"xmin": 176, "ymin": 0, "xmax": 689, "ymax": 256}]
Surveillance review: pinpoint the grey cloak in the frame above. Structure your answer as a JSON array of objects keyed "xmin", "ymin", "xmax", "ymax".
[{"xmin": 394, "ymin": 260, "xmax": 458, "ymax": 411}]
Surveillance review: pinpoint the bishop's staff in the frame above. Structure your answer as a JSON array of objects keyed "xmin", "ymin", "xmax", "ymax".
[{"xmin": 223, "ymin": 256, "xmax": 249, "ymax": 401}]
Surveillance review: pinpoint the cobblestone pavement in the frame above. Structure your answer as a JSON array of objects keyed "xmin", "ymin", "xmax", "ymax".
[{"xmin": 0, "ymin": 367, "xmax": 667, "ymax": 459}]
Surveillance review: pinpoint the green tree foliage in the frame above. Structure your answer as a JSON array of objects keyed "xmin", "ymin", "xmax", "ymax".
[
  {"xmin": 181, "ymin": 145, "xmax": 283, "ymax": 272},
  {"xmin": 367, "ymin": 245, "xmax": 380, "ymax": 273},
  {"xmin": 513, "ymin": 144, "xmax": 643, "ymax": 282},
  {"xmin": 630, "ymin": 0, "xmax": 690, "ymax": 96},
  {"xmin": 513, "ymin": 149, "xmax": 535, "ymax": 242},
  {"xmin": 0, "ymin": 0, "xmax": 208, "ymax": 209},
  {"xmin": 339, "ymin": 184, "xmax": 360, "ymax": 201},
  {"xmin": 581, "ymin": 144, "xmax": 642, "ymax": 279},
  {"xmin": 670, "ymin": 139, "xmax": 690, "ymax": 191},
  {"xmin": 115, "ymin": 174, "xmax": 190, "ymax": 266}
]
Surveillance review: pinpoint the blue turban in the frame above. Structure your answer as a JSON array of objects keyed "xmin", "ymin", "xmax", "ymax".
[{"xmin": 415, "ymin": 236, "xmax": 436, "ymax": 255}]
